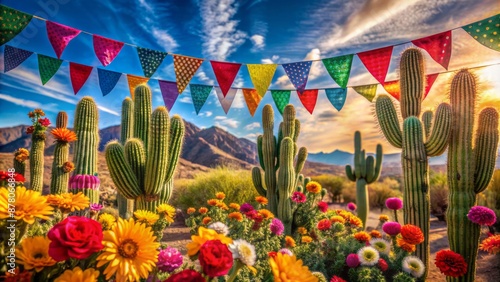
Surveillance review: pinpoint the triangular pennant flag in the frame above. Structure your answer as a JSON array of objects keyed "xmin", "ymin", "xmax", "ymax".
[
  {"xmin": 298, "ymin": 89, "xmax": 319, "ymax": 114},
  {"xmin": 210, "ymin": 61, "xmax": 241, "ymax": 97},
  {"xmin": 352, "ymin": 84, "xmax": 378, "ymax": 102},
  {"xmin": 242, "ymin": 88, "xmax": 262, "ymax": 117},
  {"xmin": 282, "ymin": 61, "xmax": 312, "ymax": 94},
  {"xmin": 137, "ymin": 47, "xmax": 168, "ymax": 78},
  {"xmin": 190, "ymin": 84, "xmax": 213, "ymax": 114},
  {"xmin": 247, "ymin": 64, "xmax": 277, "ymax": 97},
  {"xmin": 322, "ymin": 54, "xmax": 353, "ymax": 88},
  {"xmin": 357, "ymin": 46, "xmax": 393, "ymax": 84},
  {"xmin": 127, "ymin": 74, "xmax": 149, "ymax": 98},
  {"xmin": 271, "ymin": 90, "xmax": 291, "ymax": 115},
  {"xmin": 412, "ymin": 31, "xmax": 452, "ymax": 70},
  {"xmin": 98, "ymin": 68, "xmax": 122, "ymax": 96},
  {"xmin": 93, "ymin": 34, "xmax": 124, "ymax": 66},
  {"xmin": 69, "ymin": 62, "xmax": 93, "ymax": 94},
  {"xmin": 325, "ymin": 88, "xmax": 347, "ymax": 111},
  {"xmin": 4, "ymin": 45, "xmax": 33, "ymax": 72},
  {"xmin": 173, "ymin": 55, "xmax": 204, "ymax": 94},
  {"xmin": 462, "ymin": 14, "xmax": 500, "ymax": 52},
  {"xmin": 37, "ymin": 54, "xmax": 63, "ymax": 85},
  {"xmin": 0, "ymin": 5, "xmax": 33, "ymax": 45},
  {"xmin": 46, "ymin": 21, "xmax": 81, "ymax": 59},
  {"xmin": 382, "ymin": 80, "xmax": 400, "ymax": 100},
  {"xmin": 215, "ymin": 87, "xmax": 237, "ymax": 114},
  {"xmin": 158, "ymin": 80, "xmax": 179, "ymax": 111},
  {"xmin": 424, "ymin": 73, "xmax": 439, "ymax": 99}
]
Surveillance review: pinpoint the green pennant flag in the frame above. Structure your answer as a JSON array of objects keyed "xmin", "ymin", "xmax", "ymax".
[
  {"xmin": 462, "ymin": 14, "xmax": 500, "ymax": 52},
  {"xmin": 190, "ymin": 84, "xmax": 213, "ymax": 115},
  {"xmin": 352, "ymin": 84, "xmax": 377, "ymax": 102},
  {"xmin": 0, "ymin": 5, "xmax": 33, "ymax": 45},
  {"xmin": 137, "ymin": 47, "xmax": 168, "ymax": 78},
  {"xmin": 271, "ymin": 90, "xmax": 291, "ymax": 115},
  {"xmin": 38, "ymin": 54, "xmax": 63, "ymax": 85},
  {"xmin": 322, "ymin": 54, "xmax": 353, "ymax": 88}
]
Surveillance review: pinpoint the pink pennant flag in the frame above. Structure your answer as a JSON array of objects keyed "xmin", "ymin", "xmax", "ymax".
[
  {"xmin": 46, "ymin": 21, "xmax": 81, "ymax": 59},
  {"xmin": 210, "ymin": 61, "xmax": 241, "ymax": 97},
  {"xmin": 93, "ymin": 34, "xmax": 124, "ymax": 66},
  {"xmin": 412, "ymin": 31, "xmax": 452, "ymax": 70},
  {"xmin": 70, "ymin": 62, "xmax": 93, "ymax": 94},
  {"xmin": 298, "ymin": 89, "xmax": 319, "ymax": 114},
  {"xmin": 424, "ymin": 73, "xmax": 439, "ymax": 99},
  {"xmin": 357, "ymin": 46, "xmax": 393, "ymax": 84}
]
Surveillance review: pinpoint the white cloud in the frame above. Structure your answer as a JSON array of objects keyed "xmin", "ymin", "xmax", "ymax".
[
  {"xmin": 250, "ymin": 34, "xmax": 265, "ymax": 51},
  {"xmin": 178, "ymin": 95, "xmax": 192, "ymax": 104},
  {"xmin": 245, "ymin": 122, "xmax": 260, "ymax": 130},
  {"xmin": 152, "ymin": 27, "xmax": 179, "ymax": 51},
  {"xmin": 0, "ymin": 93, "xmax": 47, "ymax": 109},
  {"xmin": 196, "ymin": 70, "xmax": 215, "ymax": 84},
  {"xmin": 199, "ymin": 111, "xmax": 213, "ymax": 117},
  {"xmin": 213, "ymin": 116, "xmax": 239, "ymax": 128},
  {"xmin": 231, "ymin": 90, "xmax": 246, "ymax": 108}
]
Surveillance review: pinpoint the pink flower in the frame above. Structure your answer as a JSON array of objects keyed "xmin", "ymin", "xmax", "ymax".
[
  {"xmin": 291, "ymin": 191, "xmax": 306, "ymax": 203},
  {"xmin": 346, "ymin": 253, "xmax": 360, "ymax": 268},
  {"xmin": 318, "ymin": 201, "xmax": 328, "ymax": 212},
  {"xmin": 278, "ymin": 248, "xmax": 293, "ymax": 256},
  {"xmin": 347, "ymin": 202, "xmax": 357, "ymax": 211},
  {"xmin": 330, "ymin": 276, "xmax": 347, "ymax": 282},
  {"xmin": 89, "ymin": 203, "xmax": 103, "ymax": 212},
  {"xmin": 239, "ymin": 203, "xmax": 254, "ymax": 213},
  {"xmin": 385, "ymin": 197, "xmax": 403, "ymax": 210},
  {"xmin": 382, "ymin": 221, "xmax": 402, "ymax": 236},
  {"xmin": 467, "ymin": 206, "xmax": 497, "ymax": 226},
  {"xmin": 270, "ymin": 218, "xmax": 284, "ymax": 235},
  {"xmin": 157, "ymin": 247, "xmax": 183, "ymax": 273},
  {"xmin": 38, "ymin": 118, "xmax": 51, "ymax": 127}
]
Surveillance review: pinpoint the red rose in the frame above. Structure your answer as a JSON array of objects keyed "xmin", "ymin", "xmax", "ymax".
[
  {"xmin": 48, "ymin": 216, "xmax": 103, "ymax": 261},
  {"xmin": 38, "ymin": 118, "xmax": 51, "ymax": 127},
  {"xmin": 317, "ymin": 219, "xmax": 331, "ymax": 231},
  {"xmin": 13, "ymin": 173, "xmax": 25, "ymax": 183},
  {"xmin": 198, "ymin": 240, "xmax": 233, "ymax": 277},
  {"xmin": 318, "ymin": 201, "xmax": 328, "ymax": 212},
  {"xmin": 26, "ymin": 126, "xmax": 34, "ymax": 134},
  {"xmin": 164, "ymin": 269, "xmax": 206, "ymax": 282},
  {"xmin": 378, "ymin": 258, "xmax": 388, "ymax": 271}
]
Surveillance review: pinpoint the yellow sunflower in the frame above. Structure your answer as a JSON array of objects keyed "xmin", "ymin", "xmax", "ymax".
[
  {"xmin": 156, "ymin": 204, "xmax": 175, "ymax": 223},
  {"xmin": 16, "ymin": 236, "xmax": 56, "ymax": 272},
  {"xmin": 134, "ymin": 210, "xmax": 159, "ymax": 225},
  {"xmin": 98, "ymin": 213, "xmax": 117, "ymax": 230},
  {"xmin": 54, "ymin": 267, "xmax": 100, "ymax": 282},
  {"xmin": 51, "ymin": 128, "xmax": 77, "ymax": 143},
  {"xmin": 186, "ymin": 226, "xmax": 233, "ymax": 257},
  {"xmin": 51, "ymin": 192, "xmax": 90, "ymax": 213},
  {"xmin": 0, "ymin": 187, "xmax": 53, "ymax": 224},
  {"xmin": 96, "ymin": 218, "xmax": 160, "ymax": 282},
  {"xmin": 269, "ymin": 252, "xmax": 318, "ymax": 282}
]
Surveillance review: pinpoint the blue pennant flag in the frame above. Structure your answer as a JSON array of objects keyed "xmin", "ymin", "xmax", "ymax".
[
  {"xmin": 137, "ymin": 47, "xmax": 168, "ymax": 78},
  {"xmin": 98, "ymin": 68, "xmax": 122, "ymax": 96},
  {"xmin": 325, "ymin": 88, "xmax": 347, "ymax": 111},
  {"xmin": 190, "ymin": 84, "xmax": 213, "ymax": 114},
  {"xmin": 282, "ymin": 61, "xmax": 312, "ymax": 94},
  {"xmin": 4, "ymin": 45, "xmax": 33, "ymax": 72}
]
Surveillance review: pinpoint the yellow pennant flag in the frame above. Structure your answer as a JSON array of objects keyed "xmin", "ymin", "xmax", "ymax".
[
  {"xmin": 242, "ymin": 88, "xmax": 262, "ymax": 116},
  {"xmin": 352, "ymin": 84, "xmax": 378, "ymax": 102},
  {"xmin": 127, "ymin": 74, "xmax": 149, "ymax": 99},
  {"xmin": 247, "ymin": 64, "xmax": 277, "ymax": 97}
]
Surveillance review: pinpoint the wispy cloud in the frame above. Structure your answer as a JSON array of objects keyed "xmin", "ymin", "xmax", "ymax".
[
  {"xmin": 196, "ymin": 70, "xmax": 215, "ymax": 85},
  {"xmin": 244, "ymin": 122, "xmax": 260, "ymax": 130},
  {"xmin": 213, "ymin": 116, "xmax": 239, "ymax": 129},
  {"xmin": 0, "ymin": 93, "xmax": 54, "ymax": 110},
  {"xmin": 250, "ymin": 34, "xmax": 265, "ymax": 51}
]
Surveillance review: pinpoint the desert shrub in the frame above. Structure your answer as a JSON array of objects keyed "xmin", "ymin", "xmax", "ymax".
[
  {"xmin": 170, "ymin": 166, "xmax": 257, "ymax": 210},
  {"xmin": 368, "ymin": 177, "xmax": 402, "ymax": 212},
  {"xmin": 313, "ymin": 174, "xmax": 345, "ymax": 203},
  {"xmin": 479, "ymin": 169, "xmax": 500, "ymax": 231},
  {"xmin": 429, "ymin": 171, "xmax": 448, "ymax": 220}
]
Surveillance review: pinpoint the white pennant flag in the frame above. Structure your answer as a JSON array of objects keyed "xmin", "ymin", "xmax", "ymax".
[{"xmin": 215, "ymin": 86, "xmax": 237, "ymax": 114}]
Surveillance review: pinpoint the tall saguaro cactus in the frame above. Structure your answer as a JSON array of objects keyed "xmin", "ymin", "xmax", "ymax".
[
  {"xmin": 446, "ymin": 70, "xmax": 499, "ymax": 282},
  {"xmin": 105, "ymin": 85, "xmax": 185, "ymax": 212},
  {"xmin": 375, "ymin": 48, "xmax": 452, "ymax": 277},
  {"xmin": 50, "ymin": 112, "xmax": 75, "ymax": 194},
  {"xmin": 345, "ymin": 131, "xmax": 383, "ymax": 229},
  {"xmin": 117, "ymin": 97, "xmax": 135, "ymax": 218},
  {"xmin": 252, "ymin": 104, "xmax": 308, "ymax": 234}
]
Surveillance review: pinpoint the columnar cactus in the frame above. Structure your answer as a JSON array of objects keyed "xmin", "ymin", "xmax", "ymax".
[
  {"xmin": 446, "ymin": 70, "xmax": 499, "ymax": 282},
  {"xmin": 375, "ymin": 48, "xmax": 452, "ymax": 277},
  {"xmin": 345, "ymin": 131, "xmax": 383, "ymax": 229},
  {"xmin": 105, "ymin": 85, "xmax": 185, "ymax": 212},
  {"xmin": 50, "ymin": 112, "xmax": 76, "ymax": 194},
  {"xmin": 117, "ymin": 97, "xmax": 135, "ymax": 218},
  {"xmin": 252, "ymin": 104, "xmax": 308, "ymax": 234},
  {"xmin": 27, "ymin": 109, "xmax": 50, "ymax": 192}
]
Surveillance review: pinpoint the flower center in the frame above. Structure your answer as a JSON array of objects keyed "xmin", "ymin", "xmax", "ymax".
[
  {"xmin": 410, "ymin": 261, "xmax": 420, "ymax": 270},
  {"xmin": 364, "ymin": 252, "xmax": 375, "ymax": 260},
  {"xmin": 33, "ymin": 253, "xmax": 44, "ymax": 259},
  {"xmin": 118, "ymin": 239, "xmax": 139, "ymax": 259}
]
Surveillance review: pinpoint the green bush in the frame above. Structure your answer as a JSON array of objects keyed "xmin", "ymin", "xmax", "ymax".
[
  {"xmin": 479, "ymin": 169, "xmax": 500, "ymax": 231},
  {"xmin": 429, "ymin": 171, "xmax": 448, "ymax": 220},
  {"xmin": 368, "ymin": 177, "xmax": 402, "ymax": 212},
  {"xmin": 170, "ymin": 166, "xmax": 258, "ymax": 210},
  {"xmin": 312, "ymin": 174, "xmax": 345, "ymax": 203}
]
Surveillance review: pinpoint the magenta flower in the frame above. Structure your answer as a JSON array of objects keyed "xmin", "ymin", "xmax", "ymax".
[
  {"xmin": 385, "ymin": 197, "xmax": 403, "ymax": 210},
  {"xmin": 291, "ymin": 191, "xmax": 306, "ymax": 203},
  {"xmin": 347, "ymin": 202, "xmax": 357, "ymax": 211},
  {"xmin": 240, "ymin": 203, "xmax": 254, "ymax": 213},
  {"xmin": 157, "ymin": 247, "xmax": 184, "ymax": 273},
  {"xmin": 467, "ymin": 206, "xmax": 497, "ymax": 226},
  {"xmin": 38, "ymin": 117, "xmax": 51, "ymax": 127},
  {"xmin": 382, "ymin": 221, "xmax": 402, "ymax": 236},
  {"xmin": 89, "ymin": 203, "xmax": 103, "ymax": 212},
  {"xmin": 270, "ymin": 218, "xmax": 284, "ymax": 235},
  {"xmin": 318, "ymin": 201, "xmax": 328, "ymax": 212},
  {"xmin": 69, "ymin": 174, "xmax": 100, "ymax": 190},
  {"xmin": 278, "ymin": 248, "xmax": 293, "ymax": 256},
  {"xmin": 346, "ymin": 253, "xmax": 360, "ymax": 268}
]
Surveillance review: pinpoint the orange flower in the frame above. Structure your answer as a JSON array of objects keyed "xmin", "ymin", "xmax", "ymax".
[
  {"xmin": 228, "ymin": 212, "xmax": 243, "ymax": 221},
  {"xmin": 34, "ymin": 109, "xmax": 45, "ymax": 116},
  {"xmin": 301, "ymin": 236, "xmax": 313, "ymax": 243},
  {"xmin": 401, "ymin": 224, "xmax": 424, "ymax": 245},
  {"xmin": 397, "ymin": 237, "xmax": 416, "ymax": 252},
  {"xmin": 297, "ymin": 227, "xmax": 308, "ymax": 235},
  {"xmin": 255, "ymin": 196, "xmax": 268, "ymax": 205},
  {"xmin": 258, "ymin": 209, "xmax": 274, "ymax": 219},
  {"xmin": 229, "ymin": 203, "xmax": 240, "ymax": 210},
  {"xmin": 215, "ymin": 201, "xmax": 229, "ymax": 210},
  {"xmin": 330, "ymin": 215, "xmax": 346, "ymax": 224},
  {"xmin": 305, "ymin": 181, "xmax": 322, "ymax": 194},
  {"xmin": 354, "ymin": 231, "xmax": 371, "ymax": 243},
  {"xmin": 202, "ymin": 216, "xmax": 212, "ymax": 225},
  {"xmin": 51, "ymin": 128, "xmax": 77, "ymax": 143},
  {"xmin": 215, "ymin": 192, "xmax": 225, "ymax": 200},
  {"xmin": 285, "ymin": 236, "xmax": 296, "ymax": 248},
  {"xmin": 187, "ymin": 207, "xmax": 196, "ymax": 214},
  {"xmin": 207, "ymin": 199, "xmax": 219, "ymax": 206},
  {"xmin": 479, "ymin": 235, "xmax": 500, "ymax": 254},
  {"xmin": 349, "ymin": 216, "xmax": 363, "ymax": 227},
  {"xmin": 62, "ymin": 161, "xmax": 75, "ymax": 173},
  {"xmin": 379, "ymin": 215, "xmax": 390, "ymax": 222},
  {"xmin": 370, "ymin": 230, "xmax": 382, "ymax": 238},
  {"xmin": 336, "ymin": 210, "xmax": 352, "ymax": 219},
  {"xmin": 198, "ymin": 207, "xmax": 208, "ymax": 214}
]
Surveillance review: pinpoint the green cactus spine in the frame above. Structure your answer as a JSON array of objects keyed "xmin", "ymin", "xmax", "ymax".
[
  {"xmin": 345, "ymin": 131, "xmax": 383, "ymax": 229},
  {"xmin": 375, "ymin": 48, "xmax": 452, "ymax": 277},
  {"xmin": 50, "ymin": 112, "xmax": 72, "ymax": 194},
  {"xmin": 446, "ymin": 70, "xmax": 499, "ymax": 282},
  {"xmin": 29, "ymin": 124, "xmax": 46, "ymax": 193},
  {"xmin": 117, "ymin": 97, "xmax": 135, "ymax": 218}
]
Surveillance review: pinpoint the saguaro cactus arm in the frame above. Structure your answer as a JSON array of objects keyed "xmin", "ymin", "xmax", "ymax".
[
  {"xmin": 375, "ymin": 95, "xmax": 403, "ymax": 148},
  {"xmin": 165, "ymin": 115, "xmax": 185, "ymax": 182},
  {"xmin": 124, "ymin": 138, "xmax": 146, "ymax": 189},
  {"xmin": 424, "ymin": 103, "xmax": 452, "ymax": 157},
  {"xmin": 252, "ymin": 167, "xmax": 267, "ymax": 196},
  {"xmin": 422, "ymin": 111, "xmax": 433, "ymax": 139},
  {"xmin": 105, "ymin": 141, "xmax": 141, "ymax": 199},
  {"xmin": 473, "ymin": 107, "xmax": 499, "ymax": 193},
  {"xmin": 120, "ymin": 97, "xmax": 134, "ymax": 144}
]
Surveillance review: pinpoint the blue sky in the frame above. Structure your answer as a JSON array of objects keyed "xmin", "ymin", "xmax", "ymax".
[{"xmin": 1, "ymin": 0, "xmax": 499, "ymax": 154}]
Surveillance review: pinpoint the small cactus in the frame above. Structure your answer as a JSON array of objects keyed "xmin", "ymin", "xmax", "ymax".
[
  {"xmin": 26, "ymin": 109, "xmax": 50, "ymax": 192},
  {"xmin": 49, "ymin": 112, "xmax": 77, "ymax": 194}
]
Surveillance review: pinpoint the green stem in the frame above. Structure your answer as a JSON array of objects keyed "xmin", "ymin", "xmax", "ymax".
[
  {"xmin": 393, "ymin": 210, "xmax": 399, "ymax": 223},
  {"xmin": 227, "ymin": 260, "xmax": 244, "ymax": 282}
]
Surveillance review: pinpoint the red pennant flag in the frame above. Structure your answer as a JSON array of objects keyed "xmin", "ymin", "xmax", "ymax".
[
  {"xmin": 46, "ymin": 21, "xmax": 81, "ymax": 59},
  {"xmin": 357, "ymin": 46, "xmax": 393, "ymax": 84},
  {"xmin": 210, "ymin": 61, "xmax": 241, "ymax": 97},
  {"xmin": 298, "ymin": 90, "xmax": 319, "ymax": 114},
  {"xmin": 412, "ymin": 31, "xmax": 452, "ymax": 70},
  {"xmin": 70, "ymin": 62, "xmax": 93, "ymax": 94},
  {"xmin": 383, "ymin": 80, "xmax": 400, "ymax": 100},
  {"xmin": 424, "ymin": 73, "xmax": 439, "ymax": 99},
  {"xmin": 93, "ymin": 35, "xmax": 124, "ymax": 66}
]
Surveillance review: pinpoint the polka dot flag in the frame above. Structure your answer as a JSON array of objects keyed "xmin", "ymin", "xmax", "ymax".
[
  {"xmin": 137, "ymin": 47, "xmax": 168, "ymax": 78},
  {"xmin": 462, "ymin": 14, "xmax": 500, "ymax": 52},
  {"xmin": 173, "ymin": 55, "xmax": 204, "ymax": 94},
  {"xmin": 325, "ymin": 88, "xmax": 347, "ymax": 111},
  {"xmin": 127, "ymin": 74, "xmax": 149, "ymax": 99},
  {"xmin": 412, "ymin": 31, "xmax": 452, "ymax": 70},
  {"xmin": 3, "ymin": 45, "xmax": 33, "ymax": 72},
  {"xmin": 46, "ymin": 21, "xmax": 81, "ymax": 59},
  {"xmin": 210, "ymin": 61, "xmax": 241, "ymax": 97},
  {"xmin": 282, "ymin": 61, "xmax": 312, "ymax": 94},
  {"xmin": 247, "ymin": 64, "xmax": 277, "ymax": 97},
  {"xmin": 0, "ymin": 5, "xmax": 32, "ymax": 45}
]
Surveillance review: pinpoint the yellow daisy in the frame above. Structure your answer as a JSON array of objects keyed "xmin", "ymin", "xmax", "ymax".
[
  {"xmin": 53, "ymin": 192, "xmax": 90, "ymax": 213},
  {"xmin": 98, "ymin": 213, "xmax": 116, "ymax": 230},
  {"xmin": 54, "ymin": 267, "xmax": 100, "ymax": 282},
  {"xmin": 16, "ymin": 236, "xmax": 56, "ymax": 272},
  {"xmin": 269, "ymin": 252, "xmax": 318, "ymax": 282},
  {"xmin": 0, "ymin": 186, "xmax": 53, "ymax": 224},
  {"xmin": 156, "ymin": 204, "xmax": 176, "ymax": 223},
  {"xmin": 134, "ymin": 210, "xmax": 159, "ymax": 225},
  {"xmin": 186, "ymin": 226, "xmax": 233, "ymax": 257}
]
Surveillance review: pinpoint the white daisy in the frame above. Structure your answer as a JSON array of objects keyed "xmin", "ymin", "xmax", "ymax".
[
  {"xmin": 357, "ymin": 246, "xmax": 380, "ymax": 266},
  {"xmin": 229, "ymin": 239, "xmax": 256, "ymax": 266},
  {"xmin": 402, "ymin": 256, "xmax": 425, "ymax": 278},
  {"xmin": 370, "ymin": 238, "xmax": 391, "ymax": 255},
  {"xmin": 208, "ymin": 221, "xmax": 229, "ymax": 235}
]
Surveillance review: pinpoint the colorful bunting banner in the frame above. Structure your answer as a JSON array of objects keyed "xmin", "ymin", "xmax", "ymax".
[
  {"xmin": 173, "ymin": 55, "xmax": 204, "ymax": 94},
  {"xmin": 46, "ymin": 21, "xmax": 81, "ymax": 59},
  {"xmin": 463, "ymin": 14, "xmax": 500, "ymax": 52},
  {"xmin": 4, "ymin": 45, "xmax": 33, "ymax": 72},
  {"xmin": 382, "ymin": 80, "xmax": 400, "ymax": 100},
  {"xmin": 190, "ymin": 84, "xmax": 213, "ymax": 114},
  {"xmin": 242, "ymin": 88, "xmax": 262, "ymax": 116},
  {"xmin": 98, "ymin": 68, "xmax": 122, "ymax": 96},
  {"xmin": 69, "ymin": 62, "xmax": 93, "ymax": 94},
  {"xmin": 322, "ymin": 54, "xmax": 353, "ymax": 88},
  {"xmin": 38, "ymin": 54, "xmax": 63, "ymax": 85},
  {"xmin": 215, "ymin": 87, "xmax": 237, "ymax": 114},
  {"xmin": 325, "ymin": 88, "xmax": 347, "ymax": 111},
  {"xmin": 271, "ymin": 90, "xmax": 291, "ymax": 115},
  {"xmin": 424, "ymin": 73, "xmax": 439, "ymax": 99},
  {"xmin": 210, "ymin": 61, "xmax": 241, "ymax": 97},
  {"xmin": 282, "ymin": 61, "xmax": 312, "ymax": 94},
  {"xmin": 247, "ymin": 64, "xmax": 277, "ymax": 97},
  {"xmin": 357, "ymin": 46, "xmax": 393, "ymax": 84},
  {"xmin": 127, "ymin": 74, "xmax": 149, "ymax": 98},
  {"xmin": 352, "ymin": 84, "xmax": 377, "ymax": 102},
  {"xmin": 137, "ymin": 47, "xmax": 168, "ymax": 78},
  {"xmin": 0, "ymin": 5, "xmax": 33, "ymax": 45},
  {"xmin": 93, "ymin": 34, "xmax": 124, "ymax": 66},
  {"xmin": 158, "ymin": 80, "xmax": 179, "ymax": 111},
  {"xmin": 412, "ymin": 31, "xmax": 452, "ymax": 70},
  {"xmin": 298, "ymin": 89, "xmax": 319, "ymax": 114}
]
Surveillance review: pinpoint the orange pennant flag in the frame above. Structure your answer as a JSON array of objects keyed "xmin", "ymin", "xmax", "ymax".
[
  {"xmin": 173, "ymin": 55, "xmax": 204, "ymax": 94},
  {"xmin": 383, "ymin": 80, "xmax": 400, "ymax": 100},
  {"xmin": 127, "ymin": 74, "xmax": 149, "ymax": 99},
  {"xmin": 242, "ymin": 88, "xmax": 262, "ymax": 117}
]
